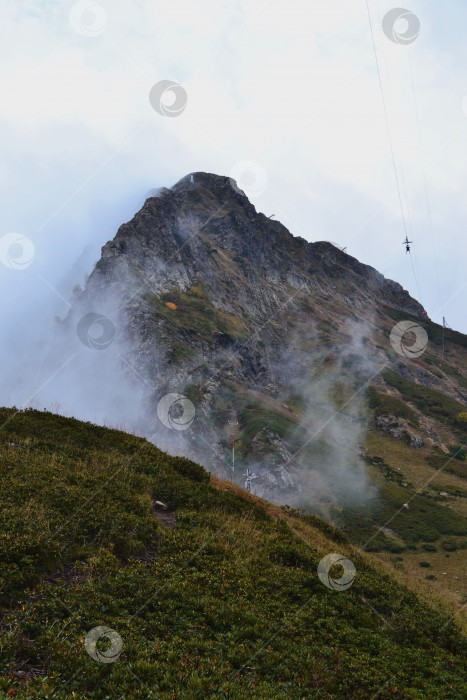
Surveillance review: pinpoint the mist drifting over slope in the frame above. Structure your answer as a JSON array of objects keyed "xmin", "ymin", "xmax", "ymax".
[{"xmin": 0, "ymin": 174, "xmax": 425, "ymax": 509}]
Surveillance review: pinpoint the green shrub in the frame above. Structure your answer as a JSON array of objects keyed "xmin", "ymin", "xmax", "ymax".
[
  {"xmin": 383, "ymin": 369, "xmax": 467, "ymax": 434},
  {"xmin": 339, "ymin": 480, "xmax": 467, "ymax": 551},
  {"xmin": 383, "ymin": 306, "xmax": 467, "ymax": 351},
  {"xmin": 170, "ymin": 456, "xmax": 210, "ymax": 483},
  {"xmin": 267, "ymin": 542, "xmax": 311, "ymax": 568},
  {"xmin": 388, "ymin": 542, "xmax": 406, "ymax": 553},
  {"xmin": 428, "ymin": 454, "xmax": 467, "ymax": 480},
  {"xmin": 367, "ymin": 387, "xmax": 419, "ymax": 426},
  {"xmin": 238, "ymin": 401, "xmax": 301, "ymax": 454},
  {"xmin": 421, "ymin": 543, "xmax": 437, "ymax": 552},
  {"xmin": 299, "ymin": 511, "xmax": 349, "ymax": 544},
  {"xmin": 448, "ymin": 445, "xmax": 467, "ymax": 462}
]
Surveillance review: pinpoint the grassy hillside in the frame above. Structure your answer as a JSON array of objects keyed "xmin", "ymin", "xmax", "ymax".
[
  {"xmin": 0, "ymin": 408, "xmax": 466, "ymax": 698},
  {"xmin": 347, "ymin": 366, "xmax": 467, "ymax": 619}
]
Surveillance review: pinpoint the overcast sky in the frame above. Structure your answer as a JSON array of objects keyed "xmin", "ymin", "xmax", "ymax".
[{"xmin": 1, "ymin": 0, "xmax": 466, "ymax": 344}]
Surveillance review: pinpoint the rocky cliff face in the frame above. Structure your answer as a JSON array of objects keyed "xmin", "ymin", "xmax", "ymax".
[{"xmin": 65, "ymin": 172, "xmax": 467, "ymax": 507}]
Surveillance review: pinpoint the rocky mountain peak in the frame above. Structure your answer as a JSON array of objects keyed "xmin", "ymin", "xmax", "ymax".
[
  {"xmin": 65, "ymin": 173, "xmax": 465, "ymax": 506},
  {"xmin": 91, "ymin": 171, "xmax": 425, "ymax": 320}
]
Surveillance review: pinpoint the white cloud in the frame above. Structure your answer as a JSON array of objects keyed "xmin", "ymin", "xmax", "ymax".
[{"xmin": 0, "ymin": 0, "xmax": 465, "ymax": 358}]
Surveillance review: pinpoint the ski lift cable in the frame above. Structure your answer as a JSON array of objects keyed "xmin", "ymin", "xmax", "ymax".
[
  {"xmin": 364, "ymin": 0, "xmax": 409, "ymax": 241},
  {"xmin": 396, "ymin": 121, "xmax": 422, "ymax": 306},
  {"xmin": 366, "ymin": 0, "xmax": 425, "ymax": 310},
  {"xmin": 406, "ymin": 45, "xmax": 451, "ymax": 364},
  {"xmin": 400, "ymin": 165, "xmax": 415, "ymax": 248},
  {"xmin": 441, "ymin": 318, "xmax": 446, "ymax": 363},
  {"xmin": 407, "ymin": 46, "xmax": 444, "ymax": 315},
  {"xmin": 440, "ymin": 316, "xmax": 452, "ymax": 364},
  {"xmin": 408, "ymin": 247, "xmax": 423, "ymax": 306}
]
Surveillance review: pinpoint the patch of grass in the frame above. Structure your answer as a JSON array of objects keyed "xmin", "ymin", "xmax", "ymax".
[
  {"xmin": 183, "ymin": 383, "xmax": 205, "ymax": 406},
  {"xmin": 144, "ymin": 283, "xmax": 249, "ymax": 343},
  {"xmin": 441, "ymin": 538, "xmax": 459, "ymax": 552},
  {"xmin": 449, "ymin": 444, "xmax": 466, "ymax": 461},
  {"xmin": 383, "ymin": 369, "xmax": 467, "ymax": 435},
  {"xmin": 421, "ymin": 543, "xmax": 437, "ymax": 552},
  {"xmin": 382, "ymin": 306, "xmax": 467, "ymax": 351},
  {"xmin": 339, "ymin": 480, "xmax": 467, "ymax": 552},
  {"xmin": 367, "ymin": 387, "xmax": 419, "ymax": 427},
  {"xmin": 429, "ymin": 483, "xmax": 467, "ymax": 498},
  {"xmin": 427, "ymin": 455, "xmax": 467, "ymax": 480},
  {"xmin": 382, "ymin": 306, "xmax": 422, "ymax": 325},
  {"xmin": 168, "ymin": 339, "xmax": 197, "ymax": 364},
  {"xmin": 364, "ymin": 455, "xmax": 410, "ymax": 487},
  {"xmin": 0, "ymin": 408, "xmax": 466, "ymax": 698},
  {"xmin": 441, "ymin": 364, "xmax": 467, "ymax": 391},
  {"xmin": 238, "ymin": 401, "xmax": 301, "ymax": 455}
]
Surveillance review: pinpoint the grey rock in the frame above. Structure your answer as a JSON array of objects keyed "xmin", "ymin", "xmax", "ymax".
[{"xmin": 58, "ymin": 172, "xmax": 464, "ymax": 502}]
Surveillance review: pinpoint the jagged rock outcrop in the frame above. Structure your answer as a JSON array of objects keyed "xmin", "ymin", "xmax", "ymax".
[{"xmin": 64, "ymin": 172, "xmax": 466, "ymax": 502}]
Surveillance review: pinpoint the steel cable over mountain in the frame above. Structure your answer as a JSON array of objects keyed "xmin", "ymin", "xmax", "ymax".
[{"xmin": 365, "ymin": 0, "xmax": 431, "ymax": 319}]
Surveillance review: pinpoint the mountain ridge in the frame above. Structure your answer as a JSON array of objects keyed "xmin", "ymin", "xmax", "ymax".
[
  {"xmin": 91, "ymin": 171, "xmax": 426, "ymax": 321},
  {"xmin": 66, "ymin": 173, "xmax": 465, "ymax": 498},
  {"xmin": 5, "ymin": 172, "xmax": 466, "ymax": 672}
]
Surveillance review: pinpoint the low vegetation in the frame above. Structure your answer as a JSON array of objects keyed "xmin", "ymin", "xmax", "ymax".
[
  {"xmin": 427, "ymin": 454, "xmax": 467, "ymax": 480},
  {"xmin": 144, "ymin": 283, "xmax": 248, "ymax": 344},
  {"xmin": 338, "ymin": 480, "xmax": 467, "ymax": 552},
  {"xmin": 0, "ymin": 408, "xmax": 466, "ymax": 698},
  {"xmin": 382, "ymin": 306, "xmax": 467, "ymax": 351},
  {"xmin": 367, "ymin": 387, "xmax": 419, "ymax": 427},
  {"xmin": 382, "ymin": 369, "xmax": 467, "ymax": 437}
]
